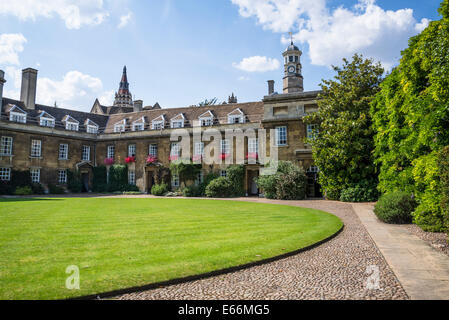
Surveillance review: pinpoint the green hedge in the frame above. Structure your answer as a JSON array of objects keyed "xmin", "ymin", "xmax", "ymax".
[
  {"xmin": 340, "ymin": 180, "xmax": 379, "ymax": 202},
  {"xmin": 439, "ymin": 146, "xmax": 449, "ymax": 231},
  {"xmin": 151, "ymin": 183, "xmax": 169, "ymax": 196},
  {"xmin": 374, "ymin": 192, "xmax": 417, "ymax": 224},
  {"xmin": 205, "ymin": 177, "xmax": 234, "ymax": 198}
]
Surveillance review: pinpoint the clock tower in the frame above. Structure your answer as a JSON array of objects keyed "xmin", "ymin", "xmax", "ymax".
[{"xmin": 282, "ymin": 37, "xmax": 304, "ymax": 94}]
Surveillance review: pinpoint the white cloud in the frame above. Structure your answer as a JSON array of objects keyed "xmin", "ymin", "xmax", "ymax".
[
  {"xmin": 0, "ymin": 33, "xmax": 27, "ymax": 65},
  {"xmin": 415, "ymin": 18, "xmax": 430, "ymax": 32},
  {"xmin": 232, "ymin": 0, "xmax": 430, "ymax": 69},
  {"xmin": 118, "ymin": 12, "xmax": 132, "ymax": 29},
  {"xmin": 0, "ymin": 0, "xmax": 109, "ymax": 29},
  {"xmin": 98, "ymin": 90, "xmax": 115, "ymax": 105},
  {"xmin": 233, "ymin": 56, "xmax": 280, "ymax": 72}
]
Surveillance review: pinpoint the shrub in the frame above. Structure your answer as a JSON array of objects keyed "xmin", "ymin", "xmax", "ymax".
[
  {"xmin": 108, "ymin": 165, "xmax": 128, "ymax": 192},
  {"xmin": 374, "ymin": 192, "xmax": 417, "ymax": 224},
  {"xmin": 182, "ymin": 185, "xmax": 203, "ymax": 197},
  {"xmin": 0, "ymin": 181, "xmax": 14, "ymax": 195},
  {"xmin": 11, "ymin": 170, "xmax": 32, "ymax": 189},
  {"xmin": 340, "ymin": 181, "xmax": 379, "ymax": 202},
  {"xmin": 48, "ymin": 184, "xmax": 65, "ymax": 195},
  {"xmin": 257, "ymin": 161, "xmax": 307, "ymax": 200},
  {"xmin": 31, "ymin": 183, "xmax": 45, "ymax": 195},
  {"xmin": 14, "ymin": 186, "xmax": 33, "ymax": 196},
  {"xmin": 151, "ymin": 183, "xmax": 169, "ymax": 196},
  {"xmin": 67, "ymin": 170, "xmax": 83, "ymax": 193},
  {"xmin": 205, "ymin": 177, "xmax": 233, "ymax": 198},
  {"xmin": 226, "ymin": 165, "xmax": 245, "ymax": 197},
  {"xmin": 439, "ymin": 146, "xmax": 449, "ymax": 232},
  {"xmin": 92, "ymin": 166, "xmax": 107, "ymax": 191}
]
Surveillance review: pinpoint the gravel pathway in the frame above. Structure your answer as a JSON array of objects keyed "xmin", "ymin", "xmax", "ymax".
[
  {"xmin": 117, "ymin": 199, "xmax": 408, "ymax": 300},
  {"xmin": 404, "ymin": 224, "xmax": 449, "ymax": 257}
]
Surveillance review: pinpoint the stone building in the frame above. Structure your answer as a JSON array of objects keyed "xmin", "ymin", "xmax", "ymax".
[{"xmin": 0, "ymin": 42, "xmax": 322, "ymax": 197}]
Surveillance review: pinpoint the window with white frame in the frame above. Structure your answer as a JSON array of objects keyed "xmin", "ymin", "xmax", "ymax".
[
  {"xmin": 132, "ymin": 122, "xmax": 144, "ymax": 131},
  {"xmin": 306, "ymin": 124, "xmax": 319, "ymax": 141},
  {"xmin": 87, "ymin": 125, "xmax": 98, "ymax": 134},
  {"xmin": 195, "ymin": 170, "xmax": 204, "ymax": 186},
  {"xmin": 171, "ymin": 174, "xmax": 180, "ymax": 188},
  {"xmin": 275, "ymin": 126, "xmax": 287, "ymax": 146},
  {"xmin": 30, "ymin": 140, "xmax": 42, "ymax": 158},
  {"xmin": 10, "ymin": 112, "xmax": 26, "ymax": 123},
  {"xmin": 65, "ymin": 121, "xmax": 79, "ymax": 131},
  {"xmin": 221, "ymin": 139, "xmax": 230, "ymax": 155},
  {"xmin": 149, "ymin": 144, "xmax": 158, "ymax": 157},
  {"xmin": 40, "ymin": 117, "xmax": 55, "ymax": 128},
  {"xmin": 200, "ymin": 117, "xmax": 213, "ymax": 127},
  {"xmin": 152, "ymin": 120, "xmax": 164, "ymax": 130},
  {"xmin": 171, "ymin": 118, "xmax": 184, "ymax": 129},
  {"xmin": 1, "ymin": 136, "xmax": 13, "ymax": 156},
  {"xmin": 128, "ymin": 170, "xmax": 136, "ymax": 185},
  {"xmin": 194, "ymin": 142, "xmax": 204, "ymax": 156},
  {"xmin": 170, "ymin": 143, "xmax": 180, "ymax": 157},
  {"xmin": 30, "ymin": 168, "xmax": 40, "ymax": 183},
  {"xmin": 0, "ymin": 168, "xmax": 11, "ymax": 181},
  {"xmin": 59, "ymin": 144, "xmax": 69, "ymax": 160},
  {"xmin": 248, "ymin": 138, "xmax": 258, "ymax": 154},
  {"xmin": 107, "ymin": 145, "xmax": 115, "ymax": 159},
  {"xmin": 128, "ymin": 144, "xmax": 136, "ymax": 157},
  {"xmin": 220, "ymin": 170, "xmax": 227, "ymax": 177},
  {"xmin": 228, "ymin": 115, "xmax": 244, "ymax": 124},
  {"xmin": 82, "ymin": 145, "xmax": 91, "ymax": 161},
  {"xmin": 114, "ymin": 122, "xmax": 126, "ymax": 133},
  {"xmin": 307, "ymin": 166, "xmax": 320, "ymax": 173},
  {"xmin": 58, "ymin": 170, "xmax": 67, "ymax": 184}
]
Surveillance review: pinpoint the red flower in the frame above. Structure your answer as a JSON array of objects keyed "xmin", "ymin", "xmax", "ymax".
[
  {"xmin": 192, "ymin": 155, "xmax": 203, "ymax": 162},
  {"xmin": 246, "ymin": 152, "xmax": 258, "ymax": 160},
  {"xmin": 146, "ymin": 155, "xmax": 158, "ymax": 164},
  {"xmin": 169, "ymin": 155, "xmax": 179, "ymax": 162},
  {"xmin": 220, "ymin": 153, "xmax": 230, "ymax": 160},
  {"xmin": 104, "ymin": 158, "xmax": 115, "ymax": 166},
  {"xmin": 125, "ymin": 156, "xmax": 136, "ymax": 164}
]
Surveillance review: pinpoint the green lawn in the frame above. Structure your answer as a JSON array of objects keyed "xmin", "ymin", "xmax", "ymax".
[{"xmin": 0, "ymin": 198, "xmax": 342, "ymax": 300}]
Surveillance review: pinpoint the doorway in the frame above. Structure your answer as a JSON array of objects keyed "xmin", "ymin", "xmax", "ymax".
[
  {"xmin": 81, "ymin": 173, "xmax": 89, "ymax": 193},
  {"xmin": 147, "ymin": 171, "xmax": 155, "ymax": 193},
  {"xmin": 247, "ymin": 169, "xmax": 259, "ymax": 196}
]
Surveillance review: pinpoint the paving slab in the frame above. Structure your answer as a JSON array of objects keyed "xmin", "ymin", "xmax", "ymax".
[{"xmin": 352, "ymin": 203, "xmax": 449, "ymax": 300}]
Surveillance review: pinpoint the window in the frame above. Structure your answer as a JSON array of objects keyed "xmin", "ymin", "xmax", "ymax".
[
  {"xmin": 228, "ymin": 115, "xmax": 244, "ymax": 124},
  {"xmin": 107, "ymin": 145, "xmax": 115, "ymax": 159},
  {"xmin": 248, "ymin": 138, "xmax": 258, "ymax": 154},
  {"xmin": 128, "ymin": 144, "xmax": 136, "ymax": 157},
  {"xmin": 1, "ymin": 136, "xmax": 13, "ymax": 156},
  {"xmin": 10, "ymin": 112, "xmax": 26, "ymax": 123},
  {"xmin": 128, "ymin": 170, "xmax": 136, "ymax": 185},
  {"xmin": 200, "ymin": 117, "xmax": 213, "ymax": 127},
  {"xmin": 194, "ymin": 142, "xmax": 204, "ymax": 156},
  {"xmin": 275, "ymin": 126, "xmax": 287, "ymax": 146},
  {"xmin": 221, "ymin": 140, "xmax": 230, "ymax": 155},
  {"xmin": 82, "ymin": 146, "xmax": 91, "ymax": 161},
  {"xmin": 220, "ymin": 170, "xmax": 227, "ymax": 177},
  {"xmin": 152, "ymin": 120, "xmax": 164, "ymax": 130},
  {"xmin": 132, "ymin": 122, "xmax": 144, "ymax": 131},
  {"xmin": 307, "ymin": 124, "xmax": 319, "ymax": 141},
  {"xmin": 40, "ymin": 117, "xmax": 55, "ymax": 128},
  {"xmin": 30, "ymin": 169, "xmax": 40, "ymax": 183},
  {"xmin": 149, "ymin": 144, "xmax": 158, "ymax": 157},
  {"xmin": 170, "ymin": 143, "xmax": 180, "ymax": 157},
  {"xmin": 114, "ymin": 123, "xmax": 126, "ymax": 133},
  {"xmin": 87, "ymin": 125, "xmax": 98, "ymax": 134},
  {"xmin": 59, "ymin": 144, "xmax": 69, "ymax": 160},
  {"xmin": 0, "ymin": 168, "xmax": 11, "ymax": 181},
  {"xmin": 171, "ymin": 174, "xmax": 180, "ymax": 188},
  {"xmin": 289, "ymin": 56, "xmax": 293, "ymax": 62},
  {"xmin": 58, "ymin": 170, "xmax": 67, "ymax": 184},
  {"xmin": 65, "ymin": 122, "xmax": 79, "ymax": 131},
  {"xmin": 31, "ymin": 140, "xmax": 42, "ymax": 158},
  {"xmin": 307, "ymin": 166, "xmax": 319, "ymax": 173},
  {"xmin": 171, "ymin": 120, "xmax": 184, "ymax": 129},
  {"xmin": 195, "ymin": 171, "xmax": 204, "ymax": 186},
  {"xmin": 295, "ymin": 56, "xmax": 299, "ymax": 62}
]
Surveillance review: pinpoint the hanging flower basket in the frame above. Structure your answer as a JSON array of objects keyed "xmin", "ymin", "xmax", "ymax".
[
  {"xmin": 104, "ymin": 158, "xmax": 115, "ymax": 166},
  {"xmin": 246, "ymin": 152, "xmax": 258, "ymax": 160},
  {"xmin": 125, "ymin": 156, "xmax": 136, "ymax": 164},
  {"xmin": 220, "ymin": 153, "xmax": 230, "ymax": 160},
  {"xmin": 146, "ymin": 155, "xmax": 158, "ymax": 164}
]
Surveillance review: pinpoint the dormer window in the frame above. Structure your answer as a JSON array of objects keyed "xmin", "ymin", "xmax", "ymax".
[
  {"xmin": 198, "ymin": 111, "xmax": 214, "ymax": 127},
  {"xmin": 9, "ymin": 106, "xmax": 27, "ymax": 124},
  {"xmin": 63, "ymin": 115, "xmax": 79, "ymax": 131},
  {"xmin": 227, "ymin": 108, "xmax": 245, "ymax": 124},
  {"xmin": 170, "ymin": 114, "xmax": 185, "ymax": 129},
  {"xmin": 114, "ymin": 119, "xmax": 127, "ymax": 133},
  {"xmin": 85, "ymin": 119, "xmax": 99, "ymax": 134},
  {"xmin": 38, "ymin": 111, "xmax": 55, "ymax": 128},
  {"xmin": 132, "ymin": 117, "xmax": 146, "ymax": 131},
  {"xmin": 151, "ymin": 115, "xmax": 165, "ymax": 130}
]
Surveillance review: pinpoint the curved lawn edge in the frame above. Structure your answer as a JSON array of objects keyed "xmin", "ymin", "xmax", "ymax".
[{"xmin": 69, "ymin": 208, "xmax": 344, "ymax": 301}]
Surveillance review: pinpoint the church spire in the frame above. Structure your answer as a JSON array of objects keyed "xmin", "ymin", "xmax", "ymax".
[
  {"xmin": 118, "ymin": 65, "xmax": 130, "ymax": 95},
  {"xmin": 114, "ymin": 65, "xmax": 133, "ymax": 108}
]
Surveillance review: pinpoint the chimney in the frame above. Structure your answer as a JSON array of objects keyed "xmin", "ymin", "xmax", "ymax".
[
  {"xmin": 267, "ymin": 80, "xmax": 275, "ymax": 95},
  {"xmin": 20, "ymin": 68, "xmax": 38, "ymax": 110},
  {"xmin": 0, "ymin": 70, "xmax": 6, "ymax": 115},
  {"xmin": 134, "ymin": 100, "xmax": 143, "ymax": 112}
]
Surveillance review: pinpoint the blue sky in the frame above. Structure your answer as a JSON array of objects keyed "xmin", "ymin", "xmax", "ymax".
[{"xmin": 0, "ymin": 0, "xmax": 443, "ymax": 112}]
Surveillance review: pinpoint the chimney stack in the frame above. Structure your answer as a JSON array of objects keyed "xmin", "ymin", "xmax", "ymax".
[
  {"xmin": 133, "ymin": 100, "xmax": 143, "ymax": 112},
  {"xmin": 0, "ymin": 70, "xmax": 6, "ymax": 115},
  {"xmin": 20, "ymin": 68, "xmax": 38, "ymax": 110},
  {"xmin": 267, "ymin": 80, "xmax": 275, "ymax": 95}
]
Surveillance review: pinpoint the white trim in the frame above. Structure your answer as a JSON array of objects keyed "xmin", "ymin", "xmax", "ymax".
[{"xmin": 227, "ymin": 108, "xmax": 245, "ymax": 124}]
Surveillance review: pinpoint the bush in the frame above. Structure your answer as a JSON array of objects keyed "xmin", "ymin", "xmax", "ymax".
[
  {"xmin": 182, "ymin": 185, "xmax": 203, "ymax": 197},
  {"xmin": 374, "ymin": 192, "xmax": 417, "ymax": 224},
  {"xmin": 48, "ymin": 184, "xmax": 66, "ymax": 195},
  {"xmin": 14, "ymin": 186, "xmax": 33, "ymax": 196},
  {"xmin": 31, "ymin": 183, "xmax": 45, "ymax": 195},
  {"xmin": 257, "ymin": 161, "xmax": 307, "ymax": 200},
  {"xmin": 340, "ymin": 181, "xmax": 379, "ymax": 202},
  {"xmin": 67, "ymin": 170, "xmax": 83, "ymax": 193},
  {"xmin": 151, "ymin": 183, "xmax": 169, "ymax": 196},
  {"xmin": 92, "ymin": 166, "xmax": 107, "ymax": 192},
  {"xmin": 439, "ymin": 146, "xmax": 449, "ymax": 232},
  {"xmin": 205, "ymin": 177, "xmax": 234, "ymax": 198},
  {"xmin": 108, "ymin": 165, "xmax": 128, "ymax": 192},
  {"xmin": 0, "ymin": 181, "xmax": 14, "ymax": 195},
  {"xmin": 226, "ymin": 165, "xmax": 245, "ymax": 197}
]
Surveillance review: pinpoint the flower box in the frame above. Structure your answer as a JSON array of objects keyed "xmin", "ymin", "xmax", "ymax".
[
  {"xmin": 146, "ymin": 155, "xmax": 158, "ymax": 164},
  {"xmin": 104, "ymin": 158, "xmax": 115, "ymax": 166},
  {"xmin": 125, "ymin": 156, "xmax": 136, "ymax": 164}
]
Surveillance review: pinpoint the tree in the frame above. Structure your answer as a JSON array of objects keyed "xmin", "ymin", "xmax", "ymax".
[
  {"xmin": 197, "ymin": 98, "xmax": 218, "ymax": 106},
  {"xmin": 304, "ymin": 54, "xmax": 384, "ymax": 200},
  {"xmin": 371, "ymin": 0, "xmax": 449, "ymax": 232}
]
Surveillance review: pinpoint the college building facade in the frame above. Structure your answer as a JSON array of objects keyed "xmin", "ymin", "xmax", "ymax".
[{"xmin": 0, "ymin": 42, "xmax": 322, "ymax": 197}]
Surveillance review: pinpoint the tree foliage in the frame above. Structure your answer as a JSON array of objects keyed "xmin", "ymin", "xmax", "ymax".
[
  {"xmin": 197, "ymin": 98, "xmax": 218, "ymax": 107},
  {"xmin": 371, "ymin": 1, "xmax": 449, "ymax": 231},
  {"xmin": 304, "ymin": 54, "xmax": 384, "ymax": 200}
]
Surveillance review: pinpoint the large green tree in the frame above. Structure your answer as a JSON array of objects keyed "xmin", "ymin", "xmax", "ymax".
[
  {"xmin": 305, "ymin": 54, "xmax": 384, "ymax": 200},
  {"xmin": 371, "ymin": 0, "xmax": 449, "ymax": 232}
]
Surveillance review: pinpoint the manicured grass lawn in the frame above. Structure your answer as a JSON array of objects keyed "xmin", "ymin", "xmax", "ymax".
[{"xmin": 0, "ymin": 198, "xmax": 342, "ymax": 300}]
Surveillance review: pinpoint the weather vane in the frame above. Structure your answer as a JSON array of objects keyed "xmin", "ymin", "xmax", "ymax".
[{"xmin": 289, "ymin": 32, "xmax": 293, "ymax": 44}]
